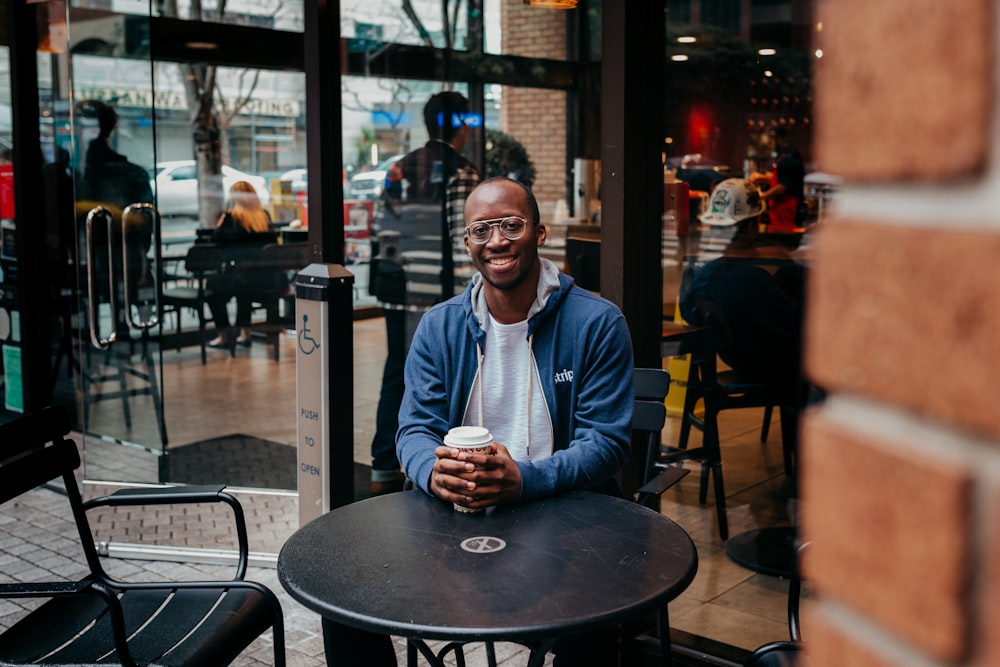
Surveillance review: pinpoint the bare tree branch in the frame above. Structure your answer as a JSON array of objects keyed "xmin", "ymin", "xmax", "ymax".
[
  {"xmin": 160, "ymin": 0, "xmax": 263, "ymax": 226},
  {"xmin": 401, "ymin": 0, "xmax": 434, "ymax": 47},
  {"xmin": 441, "ymin": 0, "xmax": 450, "ymax": 49},
  {"xmin": 217, "ymin": 68, "xmax": 261, "ymax": 126},
  {"xmin": 449, "ymin": 0, "xmax": 461, "ymax": 47}
]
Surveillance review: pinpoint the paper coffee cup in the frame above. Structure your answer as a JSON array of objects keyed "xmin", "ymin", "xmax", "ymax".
[
  {"xmin": 444, "ymin": 426, "xmax": 493, "ymax": 512},
  {"xmin": 444, "ymin": 426, "xmax": 493, "ymax": 452}
]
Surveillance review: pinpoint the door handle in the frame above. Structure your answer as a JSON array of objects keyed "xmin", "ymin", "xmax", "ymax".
[
  {"xmin": 121, "ymin": 203, "xmax": 160, "ymax": 330},
  {"xmin": 85, "ymin": 206, "xmax": 118, "ymax": 350}
]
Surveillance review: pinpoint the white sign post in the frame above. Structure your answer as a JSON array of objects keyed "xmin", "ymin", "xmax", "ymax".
[{"xmin": 295, "ymin": 263, "xmax": 355, "ymax": 526}]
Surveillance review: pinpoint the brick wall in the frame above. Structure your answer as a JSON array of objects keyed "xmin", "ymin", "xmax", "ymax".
[
  {"xmin": 800, "ymin": 0, "xmax": 996, "ymax": 664},
  {"xmin": 501, "ymin": 0, "xmax": 568, "ymax": 217}
]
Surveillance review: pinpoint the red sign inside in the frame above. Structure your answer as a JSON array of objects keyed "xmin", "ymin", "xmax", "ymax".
[{"xmin": 0, "ymin": 165, "xmax": 13, "ymax": 220}]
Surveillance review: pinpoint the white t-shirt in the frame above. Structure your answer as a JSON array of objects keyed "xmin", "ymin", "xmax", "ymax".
[{"xmin": 463, "ymin": 314, "xmax": 553, "ymax": 462}]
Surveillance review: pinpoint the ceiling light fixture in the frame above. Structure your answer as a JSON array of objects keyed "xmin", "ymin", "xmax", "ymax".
[{"xmin": 523, "ymin": 0, "xmax": 578, "ymax": 8}]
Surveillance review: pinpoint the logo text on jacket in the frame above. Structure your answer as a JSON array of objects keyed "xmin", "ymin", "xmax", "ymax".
[{"xmin": 554, "ymin": 369, "xmax": 574, "ymax": 384}]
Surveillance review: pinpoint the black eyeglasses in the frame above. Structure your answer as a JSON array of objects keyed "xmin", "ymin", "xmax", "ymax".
[{"xmin": 465, "ymin": 217, "xmax": 530, "ymax": 244}]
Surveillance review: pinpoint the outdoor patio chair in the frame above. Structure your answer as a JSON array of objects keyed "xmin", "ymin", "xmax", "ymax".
[{"xmin": 0, "ymin": 404, "xmax": 286, "ymax": 666}]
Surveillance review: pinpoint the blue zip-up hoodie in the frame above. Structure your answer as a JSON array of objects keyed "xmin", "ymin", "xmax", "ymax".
[{"xmin": 397, "ymin": 259, "xmax": 634, "ymax": 502}]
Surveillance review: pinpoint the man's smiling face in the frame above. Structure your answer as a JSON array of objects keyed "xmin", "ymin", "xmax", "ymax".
[{"xmin": 464, "ymin": 180, "xmax": 546, "ymax": 292}]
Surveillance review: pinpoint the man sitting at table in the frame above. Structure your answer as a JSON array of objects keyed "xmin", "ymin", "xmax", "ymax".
[
  {"xmin": 398, "ymin": 177, "xmax": 634, "ymax": 509},
  {"xmin": 322, "ymin": 176, "xmax": 634, "ymax": 667}
]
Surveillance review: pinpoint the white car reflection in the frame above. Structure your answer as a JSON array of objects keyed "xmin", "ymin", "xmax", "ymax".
[
  {"xmin": 348, "ymin": 154, "xmax": 405, "ymax": 201},
  {"xmin": 150, "ymin": 160, "xmax": 271, "ymax": 218},
  {"xmin": 279, "ymin": 167, "xmax": 307, "ymax": 193}
]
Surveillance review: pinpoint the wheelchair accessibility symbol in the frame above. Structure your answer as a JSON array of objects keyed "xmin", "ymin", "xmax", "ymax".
[{"xmin": 298, "ymin": 314, "xmax": 320, "ymax": 355}]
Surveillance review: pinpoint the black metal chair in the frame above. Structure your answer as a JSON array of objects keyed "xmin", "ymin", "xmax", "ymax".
[
  {"xmin": 743, "ymin": 542, "xmax": 806, "ymax": 666},
  {"xmin": 683, "ymin": 298, "xmax": 798, "ymax": 476},
  {"xmin": 161, "ymin": 243, "xmax": 226, "ymax": 364},
  {"xmin": 655, "ymin": 298, "xmax": 800, "ymax": 541},
  {"xmin": 565, "ymin": 235, "xmax": 601, "ymax": 292},
  {"xmin": 632, "ymin": 367, "xmax": 690, "ymax": 508},
  {"xmin": 247, "ymin": 242, "xmax": 309, "ymax": 362},
  {"xmin": 649, "ymin": 322, "xmax": 731, "ymax": 540},
  {"xmin": 0, "ymin": 404, "xmax": 286, "ymax": 666},
  {"xmin": 615, "ymin": 367, "xmax": 694, "ymax": 666}
]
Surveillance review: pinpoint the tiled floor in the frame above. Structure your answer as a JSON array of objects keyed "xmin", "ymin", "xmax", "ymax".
[{"xmin": 9, "ymin": 315, "xmax": 804, "ymax": 665}]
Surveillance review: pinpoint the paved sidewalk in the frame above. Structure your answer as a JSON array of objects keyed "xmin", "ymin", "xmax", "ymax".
[{"xmin": 0, "ymin": 482, "xmax": 550, "ymax": 666}]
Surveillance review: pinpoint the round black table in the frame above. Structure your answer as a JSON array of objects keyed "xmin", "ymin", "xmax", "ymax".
[{"xmin": 278, "ymin": 490, "xmax": 698, "ymax": 666}]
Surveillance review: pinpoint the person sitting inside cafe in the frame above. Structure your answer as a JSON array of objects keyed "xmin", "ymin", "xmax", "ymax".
[
  {"xmin": 321, "ymin": 177, "xmax": 635, "ymax": 667},
  {"xmin": 206, "ymin": 180, "xmax": 277, "ymax": 349},
  {"xmin": 757, "ymin": 125, "xmax": 806, "ymax": 233},
  {"xmin": 680, "ymin": 177, "xmax": 807, "ymax": 414}
]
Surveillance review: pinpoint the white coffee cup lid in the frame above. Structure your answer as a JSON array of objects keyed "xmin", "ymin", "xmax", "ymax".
[{"xmin": 444, "ymin": 426, "xmax": 493, "ymax": 447}]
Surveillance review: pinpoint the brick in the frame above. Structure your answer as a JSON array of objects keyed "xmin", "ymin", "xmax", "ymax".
[
  {"xmin": 504, "ymin": 0, "xmax": 567, "ymax": 60},
  {"xmin": 813, "ymin": 0, "xmax": 991, "ymax": 180},
  {"xmin": 806, "ymin": 616, "xmax": 897, "ymax": 667},
  {"xmin": 805, "ymin": 218, "xmax": 1000, "ymax": 441},
  {"xmin": 800, "ymin": 410, "xmax": 972, "ymax": 661},
  {"xmin": 976, "ymin": 485, "xmax": 1000, "ymax": 664},
  {"xmin": 505, "ymin": 87, "xmax": 566, "ymax": 207}
]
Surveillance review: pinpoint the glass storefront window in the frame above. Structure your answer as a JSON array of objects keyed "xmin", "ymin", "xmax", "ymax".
[
  {"xmin": 149, "ymin": 0, "xmax": 303, "ymax": 32},
  {"xmin": 68, "ymin": 57, "xmax": 307, "ymax": 258},
  {"xmin": 0, "ymin": 50, "xmax": 9, "ymax": 146},
  {"xmin": 659, "ymin": 0, "xmax": 824, "ymax": 653},
  {"xmin": 148, "ymin": 63, "xmax": 307, "ymax": 177},
  {"xmin": 0, "ymin": 47, "xmax": 18, "ymax": 416},
  {"xmin": 341, "ymin": 0, "xmax": 471, "ymax": 51},
  {"xmin": 342, "ymin": 76, "xmax": 474, "ymax": 305}
]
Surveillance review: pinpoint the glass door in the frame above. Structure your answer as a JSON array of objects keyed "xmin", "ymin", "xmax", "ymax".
[
  {"xmin": 42, "ymin": 6, "xmax": 167, "ymax": 482},
  {"xmin": 149, "ymin": 59, "xmax": 308, "ymax": 492},
  {"xmin": 46, "ymin": 3, "xmax": 310, "ymax": 490}
]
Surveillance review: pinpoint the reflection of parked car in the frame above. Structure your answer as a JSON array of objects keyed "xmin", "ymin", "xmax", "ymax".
[
  {"xmin": 348, "ymin": 154, "xmax": 405, "ymax": 200},
  {"xmin": 282, "ymin": 168, "xmax": 352, "ymax": 198},
  {"xmin": 150, "ymin": 160, "xmax": 270, "ymax": 217},
  {"xmin": 279, "ymin": 167, "xmax": 307, "ymax": 193}
]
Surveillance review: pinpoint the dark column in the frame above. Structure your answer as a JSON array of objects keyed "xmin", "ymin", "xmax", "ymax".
[
  {"xmin": 9, "ymin": 0, "xmax": 52, "ymax": 412},
  {"xmin": 601, "ymin": 1, "xmax": 665, "ymax": 495},
  {"xmin": 304, "ymin": 0, "xmax": 346, "ymax": 265},
  {"xmin": 303, "ymin": 0, "xmax": 354, "ymax": 505}
]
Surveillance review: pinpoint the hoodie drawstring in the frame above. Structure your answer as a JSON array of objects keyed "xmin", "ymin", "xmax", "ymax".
[{"xmin": 525, "ymin": 334, "xmax": 534, "ymax": 456}]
